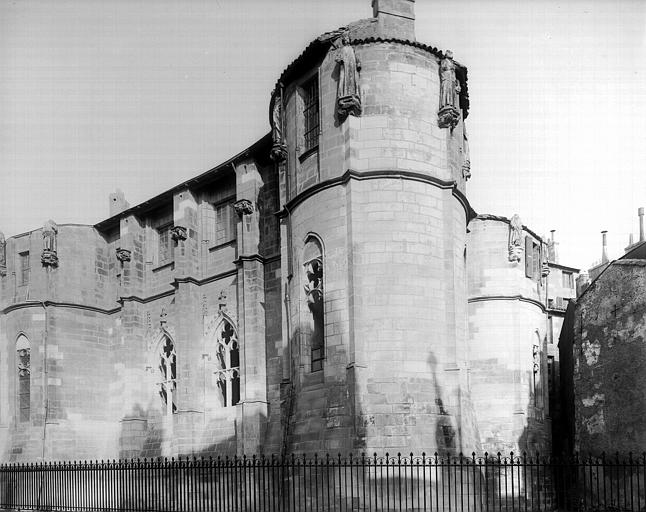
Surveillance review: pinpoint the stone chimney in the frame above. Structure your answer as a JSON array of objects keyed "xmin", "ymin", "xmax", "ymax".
[
  {"xmin": 601, "ymin": 230, "xmax": 608, "ymax": 264},
  {"xmin": 548, "ymin": 229, "xmax": 559, "ymax": 263},
  {"xmin": 372, "ymin": 0, "xmax": 415, "ymax": 41},
  {"xmin": 639, "ymin": 207, "xmax": 644, "ymax": 242},
  {"xmin": 109, "ymin": 189, "xmax": 130, "ymax": 217}
]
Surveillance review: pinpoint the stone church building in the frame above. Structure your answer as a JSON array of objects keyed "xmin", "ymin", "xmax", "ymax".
[{"xmin": 0, "ymin": 0, "xmax": 577, "ymax": 461}]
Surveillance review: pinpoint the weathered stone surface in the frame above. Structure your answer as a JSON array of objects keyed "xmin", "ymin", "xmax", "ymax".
[{"xmin": 571, "ymin": 260, "xmax": 646, "ymax": 454}]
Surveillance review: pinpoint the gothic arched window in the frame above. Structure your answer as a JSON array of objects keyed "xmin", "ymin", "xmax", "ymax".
[
  {"xmin": 303, "ymin": 237, "xmax": 324, "ymax": 372},
  {"xmin": 157, "ymin": 335, "xmax": 177, "ymax": 415},
  {"xmin": 16, "ymin": 334, "xmax": 30, "ymax": 423},
  {"xmin": 214, "ymin": 319, "xmax": 240, "ymax": 407}
]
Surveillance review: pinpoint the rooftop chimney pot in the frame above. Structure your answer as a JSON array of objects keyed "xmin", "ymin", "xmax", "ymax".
[
  {"xmin": 639, "ymin": 207, "xmax": 644, "ymax": 242},
  {"xmin": 372, "ymin": 0, "xmax": 416, "ymax": 41},
  {"xmin": 601, "ymin": 230, "xmax": 608, "ymax": 264}
]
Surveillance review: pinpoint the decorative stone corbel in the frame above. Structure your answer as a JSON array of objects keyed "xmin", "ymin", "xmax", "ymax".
[
  {"xmin": 170, "ymin": 225, "xmax": 187, "ymax": 242},
  {"xmin": 438, "ymin": 107, "xmax": 460, "ymax": 130},
  {"xmin": 116, "ymin": 247, "xmax": 132, "ymax": 262},
  {"xmin": 233, "ymin": 199, "xmax": 254, "ymax": 216},
  {"xmin": 41, "ymin": 250, "xmax": 59, "ymax": 267},
  {"xmin": 271, "ymin": 143, "xmax": 288, "ymax": 163}
]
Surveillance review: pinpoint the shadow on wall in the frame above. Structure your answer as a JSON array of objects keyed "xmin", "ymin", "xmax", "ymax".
[
  {"xmin": 117, "ymin": 400, "xmax": 255, "ymax": 461},
  {"xmin": 281, "ymin": 322, "xmax": 361, "ymax": 455},
  {"xmin": 427, "ymin": 352, "xmax": 459, "ymax": 457}
]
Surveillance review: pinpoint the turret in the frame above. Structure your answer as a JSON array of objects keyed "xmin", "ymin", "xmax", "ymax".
[{"xmin": 274, "ymin": 0, "xmax": 474, "ymax": 454}]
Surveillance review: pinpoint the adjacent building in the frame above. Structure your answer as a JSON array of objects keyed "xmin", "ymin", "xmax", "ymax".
[{"xmin": 561, "ymin": 212, "xmax": 646, "ymax": 455}]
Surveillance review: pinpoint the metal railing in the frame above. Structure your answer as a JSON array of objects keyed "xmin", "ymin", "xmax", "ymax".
[{"xmin": 0, "ymin": 452, "xmax": 644, "ymax": 511}]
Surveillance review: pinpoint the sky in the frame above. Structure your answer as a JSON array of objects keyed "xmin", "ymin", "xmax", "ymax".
[{"xmin": 1, "ymin": 0, "xmax": 646, "ymax": 271}]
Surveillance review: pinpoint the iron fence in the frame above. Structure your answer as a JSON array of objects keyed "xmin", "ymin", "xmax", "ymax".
[{"xmin": 0, "ymin": 452, "xmax": 644, "ymax": 511}]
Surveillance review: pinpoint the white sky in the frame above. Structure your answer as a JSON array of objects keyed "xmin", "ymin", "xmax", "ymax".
[{"xmin": 2, "ymin": 0, "xmax": 646, "ymax": 271}]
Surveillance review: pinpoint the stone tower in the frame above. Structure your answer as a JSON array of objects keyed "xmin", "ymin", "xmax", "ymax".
[{"xmin": 274, "ymin": 0, "xmax": 476, "ymax": 454}]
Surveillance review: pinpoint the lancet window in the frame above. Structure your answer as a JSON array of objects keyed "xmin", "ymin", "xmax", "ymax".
[
  {"xmin": 16, "ymin": 334, "xmax": 30, "ymax": 422},
  {"xmin": 302, "ymin": 75, "xmax": 320, "ymax": 152},
  {"xmin": 157, "ymin": 335, "xmax": 177, "ymax": 415},
  {"xmin": 214, "ymin": 319, "xmax": 240, "ymax": 407},
  {"xmin": 303, "ymin": 237, "xmax": 324, "ymax": 372}
]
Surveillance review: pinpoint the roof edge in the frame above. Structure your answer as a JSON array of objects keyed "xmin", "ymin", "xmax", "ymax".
[{"xmin": 94, "ymin": 133, "xmax": 272, "ymax": 232}]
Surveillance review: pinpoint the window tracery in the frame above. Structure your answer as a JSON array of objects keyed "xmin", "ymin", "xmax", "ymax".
[
  {"xmin": 157, "ymin": 335, "xmax": 177, "ymax": 415},
  {"xmin": 303, "ymin": 237, "xmax": 324, "ymax": 372},
  {"xmin": 16, "ymin": 334, "xmax": 30, "ymax": 422},
  {"xmin": 214, "ymin": 320, "xmax": 240, "ymax": 407}
]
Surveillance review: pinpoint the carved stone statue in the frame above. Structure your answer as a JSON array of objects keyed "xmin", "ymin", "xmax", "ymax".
[
  {"xmin": 270, "ymin": 87, "xmax": 287, "ymax": 162},
  {"xmin": 508, "ymin": 214, "xmax": 524, "ymax": 263},
  {"xmin": 541, "ymin": 242, "xmax": 550, "ymax": 278},
  {"xmin": 41, "ymin": 219, "xmax": 59, "ymax": 267},
  {"xmin": 462, "ymin": 124, "xmax": 471, "ymax": 180},
  {"xmin": 43, "ymin": 220, "xmax": 57, "ymax": 252},
  {"xmin": 438, "ymin": 50, "xmax": 461, "ymax": 129},
  {"xmin": 335, "ymin": 35, "xmax": 361, "ymax": 118},
  {"xmin": 0, "ymin": 231, "xmax": 5, "ymax": 276}
]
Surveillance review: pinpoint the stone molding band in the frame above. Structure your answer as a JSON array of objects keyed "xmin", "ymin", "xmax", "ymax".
[
  {"xmin": 277, "ymin": 169, "xmax": 475, "ymax": 221},
  {"xmin": 3, "ymin": 300, "xmax": 121, "ymax": 316},
  {"xmin": 2, "ymin": 267, "xmax": 249, "ymax": 316},
  {"xmin": 468, "ymin": 294, "xmax": 546, "ymax": 313}
]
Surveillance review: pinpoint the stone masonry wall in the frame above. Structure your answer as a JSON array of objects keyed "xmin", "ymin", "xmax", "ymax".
[
  {"xmin": 0, "ymin": 225, "xmax": 119, "ymax": 461},
  {"xmin": 574, "ymin": 260, "xmax": 646, "ymax": 454},
  {"xmin": 281, "ymin": 37, "xmax": 472, "ymax": 455},
  {"xmin": 0, "ymin": 150, "xmax": 282, "ymax": 461},
  {"xmin": 467, "ymin": 218, "xmax": 550, "ymax": 454}
]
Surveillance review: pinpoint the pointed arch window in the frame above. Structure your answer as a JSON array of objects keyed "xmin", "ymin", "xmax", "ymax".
[
  {"xmin": 214, "ymin": 319, "xmax": 240, "ymax": 407},
  {"xmin": 16, "ymin": 334, "xmax": 30, "ymax": 422},
  {"xmin": 157, "ymin": 335, "xmax": 177, "ymax": 415},
  {"xmin": 303, "ymin": 237, "xmax": 324, "ymax": 372}
]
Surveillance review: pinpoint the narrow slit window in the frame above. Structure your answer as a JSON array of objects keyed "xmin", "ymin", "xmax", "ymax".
[
  {"xmin": 158, "ymin": 224, "xmax": 174, "ymax": 265},
  {"xmin": 19, "ymin": 252, "xmax": 30, "ymax": 286},
  {"xmin": 303, "ymin": 76, "xmax": 320, "ymax": 152},
  {"xmin": 214, "ymin": 200, "xmax": 237, "ymax": 246}
]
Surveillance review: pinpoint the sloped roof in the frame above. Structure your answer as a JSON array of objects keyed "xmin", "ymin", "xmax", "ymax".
[{"xmin": 272, "ymin": 18, "xmax": 470, "ymax": 118}]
